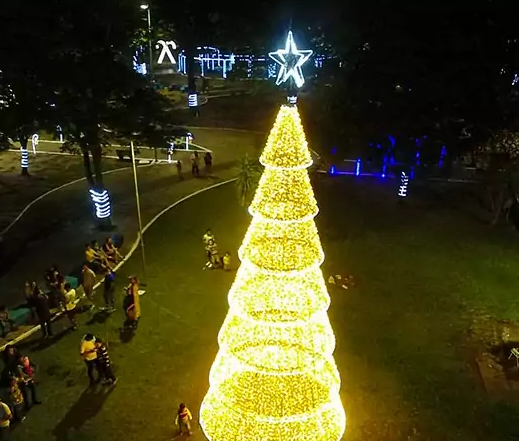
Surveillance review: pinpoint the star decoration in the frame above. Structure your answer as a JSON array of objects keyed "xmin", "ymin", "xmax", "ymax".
[{"xmin": 269, "ymin": 31, "xmax": 312, "ymax": 88}]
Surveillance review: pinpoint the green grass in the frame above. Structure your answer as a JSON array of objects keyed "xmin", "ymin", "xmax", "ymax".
[
  {"xmin": 184, "ymin": 93, "xmax": 283, "ymax": 132},
  {"xmin": 9, "ymin": 176, "xmax": 519, "ymax": 441}
]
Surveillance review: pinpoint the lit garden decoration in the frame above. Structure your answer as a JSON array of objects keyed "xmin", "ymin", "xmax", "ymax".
[
  {"xmin": 398, "ymin": 171, "xmax": 409, "ymax": 198},
  {"xmin": 89, "ymin": 188, "xmax": 112, "ymax": 220},
  {"xmin": 200, "ymin": 32, "xmax": 346, "ymax": 441},
  {"xmin": 269, "ymin": 30, "xmax": 312, "ymax": 103}
]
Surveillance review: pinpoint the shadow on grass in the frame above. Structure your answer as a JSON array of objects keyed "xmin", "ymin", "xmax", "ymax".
[
  {"xmin": 52, "ymin": 385, "xmax": 115, "ymax": 440},
  {"xmin": 17, "ymin": 326, "xmax": 73, "ymax": 353},
  {"xmin": 118, "ymin": 321, "xmax": 138, "ymax": 343},
  {"xmin": 86, "ymin": 310, "xmax": 111, "ymax": 326}
]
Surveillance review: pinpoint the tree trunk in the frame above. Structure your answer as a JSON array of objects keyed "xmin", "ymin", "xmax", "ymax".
[
  {"xmin": 154, "ymin": 147, "xmax": 158, "ymax": 162},
  {"xmin": 19, "ymin": 136, "xmax": 29, "ymax": 176},
  {"xmin": 82, "ymin": 150, "xmax": 95, "ymax": 187},
  {"xmin": 91, "ymin": 145, "xmax": 104, "ymax": 188}
]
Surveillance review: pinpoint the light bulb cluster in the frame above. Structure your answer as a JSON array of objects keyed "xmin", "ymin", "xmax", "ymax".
[{"xmin": 200, "ymin": 105, "xmax": 346, "ymax": 441}]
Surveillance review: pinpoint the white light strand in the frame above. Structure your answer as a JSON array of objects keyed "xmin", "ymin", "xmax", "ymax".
[
  {"xmin": 269, "ymin": 31, "xmax": 313, "ymax": 88},
  {"xmin": 89, "ymin": 188, "xmax": 111, "ymax": 219}
]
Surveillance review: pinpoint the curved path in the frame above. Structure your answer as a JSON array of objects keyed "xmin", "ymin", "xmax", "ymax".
[{"xmin": 0, "ymin": 136, "xmax": 249, "ymax": 307}]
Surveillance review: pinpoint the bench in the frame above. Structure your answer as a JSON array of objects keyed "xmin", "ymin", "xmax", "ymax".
[{"xmin": 116, "ymin": 147, "xmax": 141, "ymax": 160}]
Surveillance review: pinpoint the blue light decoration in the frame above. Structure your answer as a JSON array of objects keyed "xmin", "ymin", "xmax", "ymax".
[
  {"xmin": 355, "ymin": 159, "xmax": 361, "ymax": 176},
  {"xmin": 438, "ymin": 145, "xmax": 447, "ymax": 168},
  {"xmin": 329, "ymin": 165, "xmax": 336, "ymax": 175},
  {"xmin": 381, "ymin": 155, "xmax": 388, "ymax": 178},
  {"xmin": 287, "ymin": 95, "xmax": 297, "ymax": 104},
  {"xmin": 268, "ymin": 30, "xmax": 313, "ymax": 88},
  {"xmin": 188, "ymin": 93, "xmax": 198, "ymax": 107},
  {"xmin": 89, "ymin": 188, "xmax": 112, "ymax": 219},
  {"xmin": 414, "ymin": 138, "xmax": 421, "ymax": 165},
  {"xmin": 20, "ymin": 148, "xmax": 29, "ymax": 169},
  {"xmin": 398, "ymin": 172, "xmax": 409, "ymax": 198}
]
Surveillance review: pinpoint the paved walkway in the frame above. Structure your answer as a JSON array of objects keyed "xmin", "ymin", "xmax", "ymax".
[{"xmin": 0, "ymin": 139, "xmax": 246, "ymax": 309}]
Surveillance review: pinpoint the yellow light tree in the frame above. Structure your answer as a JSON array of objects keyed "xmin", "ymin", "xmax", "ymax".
[{"xmin": 200, "ymin": 105, "xmax": 346, "ymax": 441}]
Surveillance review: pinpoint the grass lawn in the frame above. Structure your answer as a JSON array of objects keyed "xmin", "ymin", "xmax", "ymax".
[
  {"xmin": 188, "ymin": 128, "xmax": 265, "ymax": 162},
  {"xmin": 184, "ymin": 93, "xmax": 283, "ymax": 132},
  {"xmin": 8, "ymin": 175, "xmax": 519, "ymax": 441},
  {"xmin": 0, "ymin": 152, "xmax": 123, "ymax": 231}
]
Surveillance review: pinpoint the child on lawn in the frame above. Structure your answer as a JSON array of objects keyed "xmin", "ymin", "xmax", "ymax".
[
  {"xmin": 175, "ymin": 403, "xmax": 193, "ymax": 435},
  {"xmin": 96, "ymin": 339, "xmax": 117, "ymax": 385}
]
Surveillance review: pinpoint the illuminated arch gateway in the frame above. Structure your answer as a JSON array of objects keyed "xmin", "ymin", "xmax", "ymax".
[{"xmin": 199, "ymin": 102, "xmax": 346, "ymax": 440}]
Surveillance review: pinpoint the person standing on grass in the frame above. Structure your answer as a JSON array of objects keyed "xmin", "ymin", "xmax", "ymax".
[
  {"xmin": 128, "ymin": 276, "xmax": 141, "ymax": 320},
  {"xmin": 202, "ymin": 229, "xmax": 214, "ymax": 264},
  {"xmin": 8, "ymin": 376, "xmax": 25, "ymax": 422},
  {"xmin": 103, "ymin": 269, "xmax": 116, "ymax": 312},
  {"xmin": 204, "ymin": 151, "xmax": 212, "ymax": 174},
  {"xmin": 175, "ymin": 403, "xmax": 193, "ymax": 436},
  {"xmin": 18, "ymin": 356, "xmax": 41, "ymax": 408},
  {"xmin": 80, "ymin": 334, "xmax": 99, "ymax": 386},
  {"xmin": 191, "ymin": 151, "xmax": 200, "ymax": 177},
  {"xmin": 223, "ymin": 252, "xmax": 231, "ymax": 271},
  {"xmin": 95, "ymin": 339, "xmax": 117, "ymax": 385},
  {"xmin": 176, "ymin": 159, "xmax": 183, "ymax": 180},
  {"xmin": 0, "ymin": 396, "xmax": 12, "ymax": 440},
  {"xmin": 33, "ymin": 289, "xmax": 52, "ymax": 339},
  {"xmin": 81, "ymin": 264, "xmax": 96, "ymax": 309},
  {"xmin": 64, "ymin": 283, "xmax": 78, "ymax": 330}
]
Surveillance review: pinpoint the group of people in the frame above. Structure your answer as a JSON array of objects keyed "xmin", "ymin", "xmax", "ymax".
[
  {"xmin": 190, "ymin": 151, "xmax": 212, "ymax": 177},
  {"xmin": 85, "ymin": 237, "xmax": 123, "ymax": 273},
  {"xmin": 79, "ymin": 333, "xmax": 117, "ymax": 387},
  {"xmin": 0, "ymin": 345, "xmax": 41, "ymax": 433},
  {"xmin": 19, "ymin": 236, "xmax": 123, "ymax": 340},
  {"xmin": 202, "ymin": 229, "xmax": 231, "ymax": 270}
]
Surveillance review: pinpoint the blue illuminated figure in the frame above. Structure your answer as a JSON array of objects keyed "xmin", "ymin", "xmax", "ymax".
[{"xmin": 355, "ymin": 159, "xmax": 361, "ymax": 176}]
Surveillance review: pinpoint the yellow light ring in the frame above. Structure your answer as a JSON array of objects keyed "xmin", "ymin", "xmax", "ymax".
[
  {"xmin": 258, "ymin": 160, "xmax": 313, "ymax": 170},
  {"xmin": 247, "ymin": 209, "xmax": 319, "ymax": 224},
  {"xmin": 207, "ymin": 345, "xmax": 341, "ymax": 382},
  {"xmin": 248, "ymin": 167, "xmax": 318, "ymax": 221},
  {"xmin": 227, "ymin": 262, "xmax": 331, "ymax": 316},
  {"xmin": 217, "ymin": 311, "xmax": 336, "ymax": 355},
  {"xmin": 239, "ymin": 219, "xmax": 325, "ymax": 272},
  {"xmin": 235, "ymin": 258, "xmax": 326, "ymax": 278},
  {"xmin": 200, "ymin": 393, "xmax": 346, "ymax": 441}
]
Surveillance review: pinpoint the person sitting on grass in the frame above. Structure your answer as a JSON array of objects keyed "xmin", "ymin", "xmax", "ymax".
[
  {"xmin": 0, "ymin": 306, "xmax": 15, "ymax": 338},
  {"xmin": 102, "ymin": 237, "xmax": 123, "ymax": 263},
  {"xmin": 85, "ymin": 244, "xmax": 109, "ymax": 273},
  {"xmin": 92, "ymin": 241, "xmax": 114, "ymax": 268}
]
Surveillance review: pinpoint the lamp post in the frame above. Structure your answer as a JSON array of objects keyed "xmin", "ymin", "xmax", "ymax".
[
  {"xmin": 130, "ymin": 140, "xmax": 147, "ymax": 286},
  {"xmin": 140, "ymin": 4, "xmax": 153, "ymax": 78}
]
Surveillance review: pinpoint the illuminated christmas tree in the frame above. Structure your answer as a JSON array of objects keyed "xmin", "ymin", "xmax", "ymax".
[{"xmin": 199, "ymin": 105, "xmax": 346, "ymax": 441}]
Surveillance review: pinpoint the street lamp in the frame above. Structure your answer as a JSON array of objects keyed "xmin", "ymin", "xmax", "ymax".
[{"xmin": 140, "ymin": 4, "xmax": 153, "ymax": 78}]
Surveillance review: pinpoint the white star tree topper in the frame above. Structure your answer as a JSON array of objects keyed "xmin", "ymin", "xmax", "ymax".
[{"xmin": 269, "ymin": 31, "xmax": 313, "ymax": 88}]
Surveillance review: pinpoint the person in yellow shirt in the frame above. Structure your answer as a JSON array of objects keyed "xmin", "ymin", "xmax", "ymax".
[
  {"xmin": 64, "ymin": 283, "xmax": 78, "ymax": 330},
  {"xmin": 0, "ymin": 396, "xmax": 13, "ymax": 439},
  {"xmin": 80, "ymin": 333, "xmax": 99, "ymax": 386}
]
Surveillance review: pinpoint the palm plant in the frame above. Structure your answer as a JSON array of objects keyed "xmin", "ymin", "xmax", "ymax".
[{"xmin": 235, "ymin": 154, "xmax": 261, "ymax": 207}]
